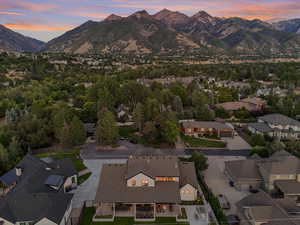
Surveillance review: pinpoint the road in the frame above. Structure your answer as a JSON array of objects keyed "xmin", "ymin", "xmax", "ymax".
[{"xmin": 81, "ymin": 141, "xmax": 251, "ymax": 159}]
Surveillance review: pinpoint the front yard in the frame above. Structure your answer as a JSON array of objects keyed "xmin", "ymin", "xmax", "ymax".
[
  {"xmin": 80, "ymin": 207, "xmax": 189, "ymax": 225},
  {"xmin": 35, "ymin": 149, "xmax": 86, "ymax": 172},
  {"xmin": 182, "ymin": 135, "xmax": 226, "ymax": 148}
]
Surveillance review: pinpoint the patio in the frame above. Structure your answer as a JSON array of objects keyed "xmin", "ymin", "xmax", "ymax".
[{"xmin": 156, "ymin": 204, "xmax": 180, "ymax": 217}]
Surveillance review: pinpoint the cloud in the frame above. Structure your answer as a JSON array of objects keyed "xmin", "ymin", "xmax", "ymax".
[
  {"xmin": 4, "ymin": 23, "xmax": 73, "ymax": 31},
  {"xmin": 0, "ymin": 1, "xmax": 59, "ymax": 12},
  {"xmin": 0, "ymin": 11, "xmax": 23, "ymax": 16}
]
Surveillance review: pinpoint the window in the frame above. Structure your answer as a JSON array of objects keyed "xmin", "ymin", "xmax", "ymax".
[
  {"xmin": 142, "ymin": 180, "xmax": 149, "ymax": 186},
  {"xmin": 131, "ymin": 179, "xmax": 136, "ymax": 186}
]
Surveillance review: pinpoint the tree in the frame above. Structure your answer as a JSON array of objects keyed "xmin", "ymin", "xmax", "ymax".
[
  {"xmin": 269, "ymin": 139, "xmax": 285, "ymax": 155},
  {"xmin": 191, "ymin": 151, "xmax": 208, "ymax": 171},
  {"xmin": 8, "ymin": 136, "xmax": 22, "ymax": 161},
  {"xmin": 96, "ymin": 109, "xmax": 119, "ymax": 145},
  {"xmin": 250, "ymin": 134, "xmax": 266, "ymax": 147},
  {"xmin": 69, "ymin": 116, "xmax": 86, "ymax": 146},
  {"xmin": 162, "ymin": 120, "xmax": 180, "ymax": 144},
  {"xmin": 133, "ymin": 103, "xmax": 144, "ymax": 132},
  {"xmin": 0, "ymin": 144, "xmax": 8, "ymax": 170},
  {"xmin": 172, "ymin": 96, "xmax": 184, "ymax": 118}
]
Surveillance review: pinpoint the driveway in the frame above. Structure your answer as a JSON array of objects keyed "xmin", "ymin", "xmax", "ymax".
[
  {"xmin": 71, "ymin": 159, "xmax": 126, "ymax": 209},
  {"xmin": 222, "ymin": 135, "xmax": 251, "ymax": 151},
  {"xmin": 204, "ymin": 156, "xmax": 249, "ymax": 215},
  {"xmin": 184, "ymin": 206, "xmax": 208, "ymax": 225}
]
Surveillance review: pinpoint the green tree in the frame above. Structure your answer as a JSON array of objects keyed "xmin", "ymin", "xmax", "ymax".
[
  {"xmin": 191, "ymin": 151, "xmax": 208, "ymax": 171},
  {"xmin": 8, "ymin": 136, "xmax": 22, "ymax": 161},
  {"xmin": 0, "ymin": 144, "xmax": 8, "ymax": 170},
  {"xmin": 172, "ymin": 96, "xmax": 184, "ymax": 118},
  {"xmin": 250, "ymin": 134, "xmax": 266, "ymax": 147},
  {"xmin": 133, "ymin": 103, "xmax": 144, "ymax": 132},
  {"xmin": 96, "ymin": 109, "xmax": 119, "ymax": 145},
  {"xmin": 162, "ymin": 120, "xmax": 180, "ymax": 144}
]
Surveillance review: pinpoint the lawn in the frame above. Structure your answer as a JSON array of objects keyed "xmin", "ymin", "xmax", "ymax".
[
  {"xmin": 35, "ymin": 149, "xmax": 86, "ymax": 172},
  {"xmin": 80, "ymin": 207, "xmax": 189, "ymax": 225},
  {"xmin": 78, "ymin": 172, "xmax": 92, "ymax": 185},
  {"xmin": 182, "ymin": 135, "xmax": 226, "ymax": 148}
]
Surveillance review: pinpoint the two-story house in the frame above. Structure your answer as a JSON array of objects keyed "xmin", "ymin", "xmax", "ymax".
[
  {"xmin": 237, "ymin": 191, "xmax": 300, "ymax": 225},
  {"xmin": 225, "ymin": 151, "xmax": 300, "ymax": 206},
  {"xmin": 0, "ymin": 155, "xmax": 78, "ymax": 225},
  {"xmin": 94, "ymin": 156, "xmax": 200, "ymax": 222},
  {"xmin": 248, "ymin": 114, "xmax": 300, "ymax": 140}
]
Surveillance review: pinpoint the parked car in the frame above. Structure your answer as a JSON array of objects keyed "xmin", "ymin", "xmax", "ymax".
[
  {"xmin": 218, "ymin": 194, "xmax": 231, "ymax": 210},
  {"xmin": 227, "ymin": 215, "xmax": 240, "ymax": 225}
]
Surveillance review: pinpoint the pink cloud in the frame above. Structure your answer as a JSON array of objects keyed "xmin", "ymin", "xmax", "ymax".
[
  {"xmin": 0, "ymin": 11, "xmax": 23, "ymax": 16},
  {"xmin": 5, "ymin": 23, "xmax": 73, "ymax": 31}
]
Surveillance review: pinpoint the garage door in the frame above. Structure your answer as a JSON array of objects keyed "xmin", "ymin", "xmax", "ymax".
[{"xmin": 220, "ymin": 131, "xmax": 233, "ymax": 137}]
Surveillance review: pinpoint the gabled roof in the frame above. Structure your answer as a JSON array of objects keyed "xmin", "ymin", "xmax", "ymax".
[
  {"xmin": 0, "ymin": 192, "xmax": 73, "ymax": 224},
  {"xmin": 275, "ymin": 180, "xmax": 300, "ymax": 195},
  {"xmin": 225, "ymin": 159, "xmax": 263, "ymax": 181},
  {"xmin": 95, "ymin": 164, "xmax": 181, "ymax": 203},
  {"xmin": 0, "ymin": 154, "xmax": 76, "ymax": 223},
  {"xmin": 259, "ymin": 114, "xmax": 300, "ymax": 126},
  {"xmin": 126, "ymin": 156, "xmax": 180, "ymax": 179},
  {"xmin": 248, "ymin": 122, "xmax": 273, "ymax": 133},
  {"xmin": 178, "ymin": 161, "xmax": 198, "ymax": 189}
]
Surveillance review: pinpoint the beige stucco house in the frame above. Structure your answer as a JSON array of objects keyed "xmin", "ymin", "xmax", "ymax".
[{"xmin": 94, "ymin": 156, "xmax": 200, "ymax": 222}]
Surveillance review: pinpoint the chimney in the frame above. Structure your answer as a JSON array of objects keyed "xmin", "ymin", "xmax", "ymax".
[{"xmin": 15, "ymin": 167, "xmax": 22, "ymax": 176}]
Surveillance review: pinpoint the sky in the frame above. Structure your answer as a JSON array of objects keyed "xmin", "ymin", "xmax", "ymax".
[{"xmin": 0, "ymin": 0, "xmax": 300, "ymax": 42}]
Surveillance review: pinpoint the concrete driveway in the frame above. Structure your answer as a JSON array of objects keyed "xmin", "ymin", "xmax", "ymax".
[
  {"xmin": 204, "ymin": 156, "xmax": 249, "ymax": 215},
  {"xmin": 71, "ymin": 159, "xmax": 126, "ymax": 209},
  {"xmin": 222, "ymin": 135, "xmax": 251, "ymax": 150},
  {"xmin": 184, "ymin": 206, "xmax": 208, "ymax": 225}
]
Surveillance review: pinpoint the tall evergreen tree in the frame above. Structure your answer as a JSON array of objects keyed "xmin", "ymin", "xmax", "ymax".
[{"xmin": 96, "ymin": 109, "xmax": 119, "ymax": 145}]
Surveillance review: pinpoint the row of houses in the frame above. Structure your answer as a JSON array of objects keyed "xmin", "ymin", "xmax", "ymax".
[
  {"xmin": 225, "ymin": 150, "xmax": 300, "ymax": 225},
  {"xmin": 0, "ymin": 155, "xmax": 78, "ymax": 225}
]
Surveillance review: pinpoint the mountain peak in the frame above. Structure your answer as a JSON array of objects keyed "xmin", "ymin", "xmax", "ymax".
[
  {"xmin": 154, "ymin": 9, "xmax": 189, "ymax": 26},
  {"xmin": 130, "ymin": 10, "xmax": 151, "ymax": 19},
  {"xmin": 192, "ymin": 10, "xmax": 216, "ymax": 23},
  {"xmin": 105, "ymin": 14, "xmax": 122, "ymax": 22}
]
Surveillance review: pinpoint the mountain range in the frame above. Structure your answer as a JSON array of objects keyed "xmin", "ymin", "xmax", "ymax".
[
  {"xmin": 2, "ymin": 9, "xmax": 300, "ymax": 55},
  {"xmin": 0, "ymin": 24, "xmax": 44, "ymax": 52}
]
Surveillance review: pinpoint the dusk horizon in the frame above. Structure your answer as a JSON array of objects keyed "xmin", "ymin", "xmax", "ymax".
[{"xmin": 0, "ymin": 0, "xmax": 300, "ymax": 42}]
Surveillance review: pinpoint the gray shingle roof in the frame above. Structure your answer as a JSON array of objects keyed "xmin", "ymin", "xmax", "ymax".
[
  {"xmin": 275, "ymin": 180, "xmax": 300, "ymax": 195},
  {"xmin": 0, "ymin": 155, "xmax": 76, "ymax": 223},
  {"xmin": 181, "ymin": 121, "xmax": 232, "ymax": 130},
  {"xmin": 259, "ymin": 114, "xmax": 300, "ymax": 126},
  {"xmin": 248, "ymin": 122, "xmax": 273, "ymax": 133}
]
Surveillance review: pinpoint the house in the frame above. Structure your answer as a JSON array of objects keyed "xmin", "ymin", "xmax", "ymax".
[
  {"xmin": 237, "ymin": 191, "xmax": 300, "ymax": 225},
  {"xmin": 0, "ymin": 155, "xmax": 77, "ymax": 225},
  {"xmin": 225, "ymin": 151, "xmax": 300, "ymax": 205},
  {"xmin": 248, "ymin": 114, "xmax": 300, "ymax": 140},
  {"xmin": 241, "ymin": 97, "xmax": 267, "ymax": 111},
  {"xmin": 94, "ymin": 156, "xmax": 201, "ymax": 222},
  {"xmin": 181, "ymin": 121, "xmax": 234, "ymax": 138}
]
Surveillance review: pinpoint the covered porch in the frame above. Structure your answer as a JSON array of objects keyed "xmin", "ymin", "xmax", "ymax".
[{"xmin": 156, "ymin": 203, "xmax": 180, "ymax": 217}]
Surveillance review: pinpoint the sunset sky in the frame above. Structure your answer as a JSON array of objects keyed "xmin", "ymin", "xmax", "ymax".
[{"xmin": 0, "ymin": 0, "xmax": 299, "ymax": 42}]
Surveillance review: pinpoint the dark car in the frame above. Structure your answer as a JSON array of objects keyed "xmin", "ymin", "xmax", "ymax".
[{"xmin": 227, "ymin": 215, "xmax": 240, "ymax": 225}]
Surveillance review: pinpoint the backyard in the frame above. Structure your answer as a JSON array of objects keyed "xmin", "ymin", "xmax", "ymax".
[{"xmin": 80, "ymin": 207, "xmax": 189, "ymax": 225}]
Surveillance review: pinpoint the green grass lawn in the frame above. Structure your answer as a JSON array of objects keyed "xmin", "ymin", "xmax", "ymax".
[
  {"xmin": 182, "ymin": 135, "xmax": 226, "ymax": 148},
  {"xmin": 80, "ymin": 207, "xmax": 189, "ymax": 225},
  {"xmin": 78, "ymin": 172, "xmax": 92, "ymax": 185},
  {"xmin": 35, "ymin": 149, "xmax": 86, "ymax": 172}
]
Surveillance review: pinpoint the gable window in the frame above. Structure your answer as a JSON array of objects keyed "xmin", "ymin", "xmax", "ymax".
[
  {"xmin": 142, "ymin": 180, "xmax": 149, "ymax": 186},
  {"xmin": 131, "ymin": 179, "xmax": 137, "ymax": 186}
]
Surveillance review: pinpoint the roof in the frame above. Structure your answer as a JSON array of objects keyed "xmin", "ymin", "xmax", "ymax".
[
  {"xmin": 0, "ymin": 169, "xmax": 19, "ymax": 185},
  {"xmin": 181, "ymin": 121, "xmax": 233, "ymax": 130},
  {"xmin": 0, "ymin": 155, "xmax": 76, "ymax": 223},
  {"xmin": 95, "ymin": 164, "xmax": 181, "ymax": 203},
  {"xmin": 241, "ymin": 97, "xmax": 266, "ymax": 106},
  {"xmin": 259, "ymin": 114, "xmax": 300, "ymax": 127},
  {"xmin": 0, "ymin": 192, "xmax": 73, "ymax": 224},
  {"xmin": 248, "ymin": 122, "xmax": 273, "ymax": 133},
  {"xmin": 237, "ymin": 191, "xmax": 291, "ymax": 222},
  {"xmin": 275, "ymin": 180, "xmax": 300, "ymax": 195},
  {"xmin": 225, "ymin": 159, "xmax": 263, "ymax": 181},
  {"xmin": 178, "ymin": 162, "xmax": 198, "ymax": 189},
  {"xmin": 45, "ymin": 175, "xmax": 65, "ymax": 189},
  {"xmin": 126, "ymin": 156, "xmax": 180, "ymax": 179},
  {"xmin": 275, "ymin": 198, "xmax": 300, "ymax": 214},
  {"xmin": 216, "ymin": 101, "xmax": 256, "ymax": 111}
]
